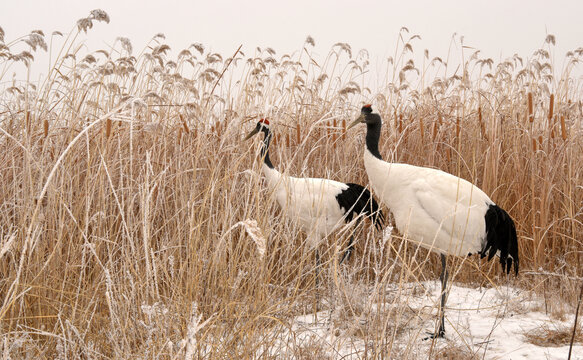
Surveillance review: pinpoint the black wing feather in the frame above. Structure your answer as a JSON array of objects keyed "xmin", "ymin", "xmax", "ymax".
[
  {"xmin": 481, "ymin": 204, "xmax": 519, "ymax": 275},
  {"xmin": 336, "ymin": 183, "xmax": 384, "ymax": 229}
]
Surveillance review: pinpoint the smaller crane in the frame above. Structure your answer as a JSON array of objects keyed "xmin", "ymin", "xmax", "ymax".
[{"xmin": 245, "ymin": 118, "xmax": 384, "ymax": 270}]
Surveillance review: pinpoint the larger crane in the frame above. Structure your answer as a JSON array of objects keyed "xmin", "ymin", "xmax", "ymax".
[{"xmin": 348, "ymin": 105, "xmax": 519, "ymax": 338}]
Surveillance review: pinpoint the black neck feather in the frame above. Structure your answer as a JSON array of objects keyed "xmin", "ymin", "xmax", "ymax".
[
  {"xmin": 365, "ymin": 115, "xmax": 383, "ymax": 160},
  {"xmin": 260, "ymin": 127, "xmax": 274, "ymax": 169}
]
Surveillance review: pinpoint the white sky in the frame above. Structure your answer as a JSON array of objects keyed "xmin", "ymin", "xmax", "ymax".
[{"xmin": 1, "ymin": 0, "xmax": 582, "ymax": 81}]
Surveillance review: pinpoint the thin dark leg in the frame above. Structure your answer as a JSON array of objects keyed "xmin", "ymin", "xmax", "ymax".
[
  {"xmin": 315, "ymin": 250, "xmax": 321, "ymax": 289},
  {"xmin": 339, "ymin": 234, "xmax": 354, "ymax": 265},
  {"xmin": 313, "ymin": 249, "xmax": 322, "ymax": 315},
  {"xmin": 438, "ymin": 253, "xmax": 448, "ymax": 337},
  {"xmin": 340, "ymin": 218, "xmax": 361, "ymax": 265},
  {"xmin": 425, "ymin": 254, "xmax": 448, "ymax": 340}
]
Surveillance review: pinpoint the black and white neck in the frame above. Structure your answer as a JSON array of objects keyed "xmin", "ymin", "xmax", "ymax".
[
  {"xmin": 260, "ymin": 125, "xmax": 274, "ymax": 169},
  {"xmin": 361, "ymin": 107, "xmax": 383, "ymax": 160},
  {"xmin": 245, "ymin": 118, "xmax": 276, "ymax": 169}
]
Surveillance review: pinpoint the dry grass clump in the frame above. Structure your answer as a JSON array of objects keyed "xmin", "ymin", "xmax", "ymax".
[
  {"xmin": 1, "ymin": 10, "xmax": 583, "ymax": 358},
  {"xmin": 290, "ymin": 342, "xmax": 336, "ymax": 360},
  {"xmin": 430, "ymin": 343, "xmax": 477, "ymax": 360},
  {"xmin": 524, "ymin": 324, "xmax": 583, "ymax": 347}
]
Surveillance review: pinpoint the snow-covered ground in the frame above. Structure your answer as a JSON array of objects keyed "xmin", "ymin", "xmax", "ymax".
[{"xmin": 269, "ymin": 282, "xmax": 583, "ymax": 359}]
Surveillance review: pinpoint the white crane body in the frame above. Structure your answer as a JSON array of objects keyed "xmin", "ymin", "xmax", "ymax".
[
  {"xmin": 364, "ymin": 150, "xmax": 492, "ymax": 257},
  {"xmin": 261, "ymin": 163, "xmax": 352, "ymax": 249}
]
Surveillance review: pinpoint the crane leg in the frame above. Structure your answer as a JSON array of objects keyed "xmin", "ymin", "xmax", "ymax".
[
  {"xmin": 437, "ymin": 253, "xmax": 448, "ymax": 337},
  {"xmin": 339, "ymin": 234, "xmax": 354, "ymax": 265},
  {"xmin": 315, "ymin": 249, "xmax": 321, "ymax": 289},
  {"xmin": 425, "ymin": 254, "xmax": 448, "ymax": 340},
  {"xmin": 339, "ymin": 218, "xmax": 361, "ymax": 265}
]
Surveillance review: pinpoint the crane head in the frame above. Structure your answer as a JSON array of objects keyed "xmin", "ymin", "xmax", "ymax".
[
  {"xmin": 244, "ymin": 118, "xmax": 270, "ymax": 140},
  {"xmin": 348, "ymin": 104, "xmax": 374, "ymax": 129}
]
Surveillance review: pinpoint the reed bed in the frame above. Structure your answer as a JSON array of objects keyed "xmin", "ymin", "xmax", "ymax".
[{"xmin": 0, "ymin": 11, "xmax": 582, "ymax": 358}]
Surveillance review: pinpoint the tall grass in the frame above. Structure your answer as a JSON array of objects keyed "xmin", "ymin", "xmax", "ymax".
[{"xmin": 0, "ymin": 11, "xmax": 582, "ymax": 358}]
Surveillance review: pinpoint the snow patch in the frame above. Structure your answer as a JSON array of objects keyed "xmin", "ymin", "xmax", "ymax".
[{"xmin": 271, "ymin": 282, "xmax": 583, "ymax": 359}]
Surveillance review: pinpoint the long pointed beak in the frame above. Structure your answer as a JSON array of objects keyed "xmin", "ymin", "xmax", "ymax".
[
  {"xmin": 347, "ymin": 114, "xmax": 365, "ymax": 130},
  {"xmin": 244, "ymin": 127, "xmax": 259, "ymax": 141}
]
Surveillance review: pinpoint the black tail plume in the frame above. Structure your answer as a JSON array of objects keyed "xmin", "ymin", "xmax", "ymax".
[
  {"xmin": 336, "ymin": 183, "xmax": 384, "ymax": 229},
  {"xmin": 481, "ymin": 204, "xmax": 519, "ymax": 275}
]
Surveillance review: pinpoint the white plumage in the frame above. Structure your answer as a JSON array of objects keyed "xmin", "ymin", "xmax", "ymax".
[
  {"xmin": 363, "ymin": 152, "xmax": 491, "ymax": 257},
  {"xmin": 261, "ymin": 165, "xmax": 350, "ymax": 249},
  {"xmin": 349, "ymin": 105, "xmax": 518, "ymax": 338},
  {"xmin": 246, "ymin": 118, "xmax": 383, "ymax": 266}
]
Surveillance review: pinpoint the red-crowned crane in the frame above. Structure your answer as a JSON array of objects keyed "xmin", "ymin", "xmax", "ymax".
[
  {"xmin": 348, "ymin": 105, "xmax": 519, "ymax": 338},
  {"xmin": 245, "ymin": 118, "xmax": 384, "ymax": 272}
]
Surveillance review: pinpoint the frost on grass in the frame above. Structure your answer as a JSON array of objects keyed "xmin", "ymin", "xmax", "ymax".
[
  {"xmin": 182, "ymin": 303, "xmax": 212, "ymax": 360},
  {"xmin": 0, "ymin": 227, "xmax": 17, "ymax": 258},
  {"xmin": 183, "ymin": 303, "xmax": 202, "ymax": 359},
  {"xmin": 220, "ymin": 219, "xmax": 267, "ymax": 260}
]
